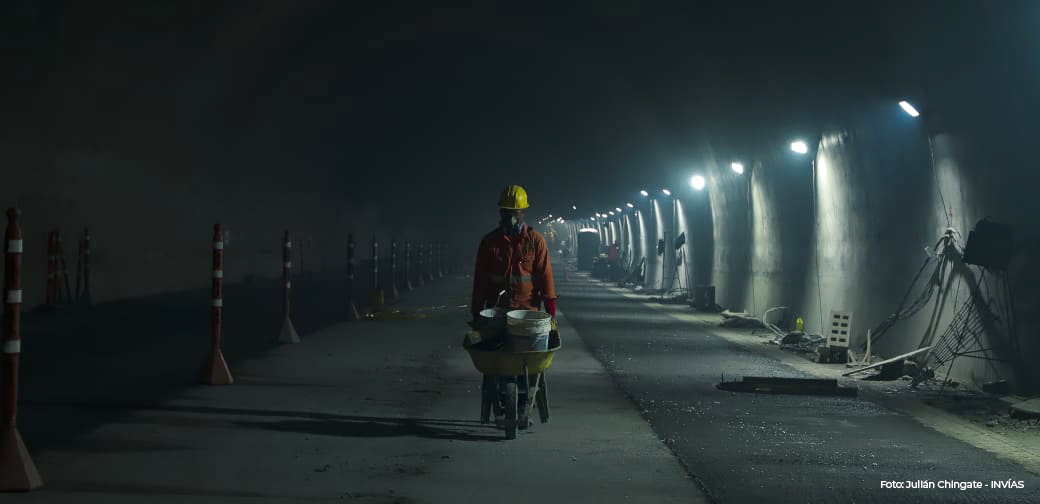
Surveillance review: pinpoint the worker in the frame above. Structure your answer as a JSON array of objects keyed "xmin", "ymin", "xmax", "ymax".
[
  {"xmin": 471, "ymin": 184, "xmax": 557, "ymax": 428},
  {"xmin": 607, "ymin": 240, "xmax": 620, "ymax": 280},
  {"xmin": 471, "ymin": 184, "xmax": 557, "ymax": 320}
]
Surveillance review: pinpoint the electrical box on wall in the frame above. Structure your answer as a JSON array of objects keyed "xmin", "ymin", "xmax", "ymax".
[
  {"xmin": 962, "ymin": 219, "xmax": 1013, "ymax": 271},
  {"xmin": 828, "ymin": 310, "xmax": 852, "ymax": 348}
]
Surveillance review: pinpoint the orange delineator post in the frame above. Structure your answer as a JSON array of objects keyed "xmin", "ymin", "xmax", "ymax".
[
  {"xmin": 388, "ymin": 239, "xmax": 400, "ymax": 300},
  {"xmin": 0, "ymin": 208, "xmax": 43, "ymax": 492},
  {"xmin": 278, "ymin": 229, "xmax": 300, "ymax": 344},
  {"xmin": 81, "ymin": 228, "xmax": 92, "ymax": 305},
  {"xmin": 55, "ymin": 230, "xmax": 71, "ymax": 304},
  {"xmin": 425, "ymin": 241, "xmax": 434, "ymax": 282},
  {"xmin": 403, "ymin": 240, "xmax": 413, "ymax": 291},
  {"xmin": 345, "ymin": 233, "xmax": 360, "ymax": 321},
  {"xmin": 437, "ymin": 241, "xmax": 444, "ymax": 278},
  {"xmin": 415, "ymin": 242, "xmax": 425, "ymax": 287},
  {"xmin": 204, "ymin": 224, "xmax": 233, "ymax": 385}
]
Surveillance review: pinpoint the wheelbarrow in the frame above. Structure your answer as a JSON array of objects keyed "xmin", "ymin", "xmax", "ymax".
[{"xmin": 463, "ymin": 330, "xmax": 561, "ymax": 440}]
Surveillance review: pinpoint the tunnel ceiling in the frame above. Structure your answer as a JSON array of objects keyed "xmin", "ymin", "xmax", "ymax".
[{"xmin": 3, "ymin": 0, "xmax": 1037, "ymax": 221}]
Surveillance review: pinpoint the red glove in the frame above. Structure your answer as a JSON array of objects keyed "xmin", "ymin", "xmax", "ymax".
[{"xmin": 544, "ymin": 298, "xmax": 556, "ymax": 317}]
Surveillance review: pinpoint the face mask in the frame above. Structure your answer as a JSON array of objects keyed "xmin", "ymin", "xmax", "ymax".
[{"xmin": 501, "ymin": 215, "xmax": 524, "ymax": 235}]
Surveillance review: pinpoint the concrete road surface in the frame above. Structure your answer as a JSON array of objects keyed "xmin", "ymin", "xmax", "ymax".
[{"xmin": 9, "ymin": 271, "xmax": 707, "ymax": 503}]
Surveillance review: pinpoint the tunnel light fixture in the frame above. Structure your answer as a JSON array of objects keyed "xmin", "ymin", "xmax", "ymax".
[
  {"xmin": 689, "ymin": 175, "xmax": 706, "ymax": 191},
  {"xmin": 572, "ymin": 205, "xmax": 577, "ymax": 210},
  {"xmin": 790, "ymin": 141, "xmax": 809, "ymax": 154},
  {"xmin": 661, "ymin": 189, "xmax": 671, "ymax": 196},
  {"xmin": 626, "ymin": 202, "xmax": 634, "ymax": 208},
  {"xmin": 609, "ymin": 211, "xmax": 615, "ymax": 216},
  {"xmin": 640, "ymin": 190, "xmax": 649, "ymax": 197},
  {"xmin": 548, "ymin": 214, "xmax": 552, "ymax": 218},
  {"xmin": 731, "ymin": 162, "xmax": 745, "ymax": 174},
  {"xmin": 615, "ymin": 207, "xmax": 622, "ymax": 213},
  {"xmin": 899, "ymin": 100, "xmax": 920, "ymax": 117}
]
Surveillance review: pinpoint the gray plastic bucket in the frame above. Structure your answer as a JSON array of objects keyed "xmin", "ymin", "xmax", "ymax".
[{"xmin": 478, "ymin": 307, "xmax": 509, "ymax": 340}]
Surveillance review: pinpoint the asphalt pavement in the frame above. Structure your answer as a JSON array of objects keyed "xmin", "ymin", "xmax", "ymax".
[{"xmin": 557, "ymin": 262, "xmax": 1040, "ymax": 503}]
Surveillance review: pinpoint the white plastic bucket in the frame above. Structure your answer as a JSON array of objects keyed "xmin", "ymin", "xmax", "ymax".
[{"xmin": 505, "ymin": 310, "xmax": 552, "ymax": 351}]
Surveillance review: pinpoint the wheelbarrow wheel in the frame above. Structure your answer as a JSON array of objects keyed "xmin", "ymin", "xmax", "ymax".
[
  {"xmin": 480, "ymin": 375, "xmax": 493, "ymax": 424},
  {"xmin": 503, "ymin": 381, "xmax": 518, "ymax": 440}
]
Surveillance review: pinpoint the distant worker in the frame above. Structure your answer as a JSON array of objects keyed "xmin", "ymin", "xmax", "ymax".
[
  {"xmin": 471, "ymin": 184, "xmax": 557, "ymax": 429},
  {"xmin": 607, "ymin": 240, "xmax": 620, "ymax": 280}
]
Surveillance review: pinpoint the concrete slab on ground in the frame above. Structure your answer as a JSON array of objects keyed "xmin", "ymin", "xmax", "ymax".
[{"xmin": 8, "ymin": 274, "xmax": 707, "ymax": 503}]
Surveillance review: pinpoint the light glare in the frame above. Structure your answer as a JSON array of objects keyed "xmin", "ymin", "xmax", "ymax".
[
  {"xmin": 899, "ymin": 100, "xmax": 920, "ymax": 117},
  {"xmin": 690, "ymin": 175, "xmax": 706, "ymax": 190},
  {"xmin": 791, "ymin": 141, "xmax": 809, "ymax": 154},
  {"xmin": 731, "ymin": 162, "xmax": 744, "ymax": 174}
]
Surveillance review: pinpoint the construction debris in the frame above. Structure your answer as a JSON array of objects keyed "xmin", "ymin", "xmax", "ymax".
[
  {"xmin": 719, "ymin": 310, "xmax": 764, "ymax": 329},
  {"xmin": 365, "ymin": 309, "xmax": 432, "ymax": 320},
  {"xmin": 716, "ymin": 376, "xmax": 858, "ymax": 397},
  {"xmin": 842, "ymin": 346, "xmax": 931, "ymax": 377},
  {"xmin": 1009, "ymin": 398, "xmax": 1040, "ymax": 419},
  {"xmin": 982, "ymin": 380, "xmax": 1011, "ymax": 395}
]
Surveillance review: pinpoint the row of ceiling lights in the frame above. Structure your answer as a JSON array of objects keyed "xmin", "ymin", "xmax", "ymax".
[{"xmin": 562, "ymin": 100, "xmax": 922, "ymax": 223}]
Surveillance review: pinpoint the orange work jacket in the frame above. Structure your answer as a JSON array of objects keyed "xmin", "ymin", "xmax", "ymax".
[{"xmin": 471, "ymin": 225, "xmax": 556, "ymax": 315}]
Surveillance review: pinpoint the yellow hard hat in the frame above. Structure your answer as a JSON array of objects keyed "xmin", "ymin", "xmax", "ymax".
[{"xmin": 498, "ymin": 185, "xmax": 529, "ymax": 210}]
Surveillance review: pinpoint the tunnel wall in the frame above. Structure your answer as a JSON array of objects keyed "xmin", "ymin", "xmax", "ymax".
[
  {"xmin": 0, "ymin": 140, "xmax": 463, "ymax": 308},
  {"xmin": 701, "ymin": 118, "xmax": 1040, "ymax": 389}
]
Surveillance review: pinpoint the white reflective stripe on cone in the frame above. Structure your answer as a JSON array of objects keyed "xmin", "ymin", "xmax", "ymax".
[
  {"xmin": 5, "ymin": 290, "xmax": 22, "ymax": 303},
  {"xmin": 213, "ymin": 270, "xmax": 223, "ymax": 278},
  {"xmin": 212, "ymin": 299, "xmax": 223, "ymax": 307},
  {"xmin": 214, "ymin": 241, "xmax": 224, "ymax": 250},
  {"xmin": 2, "ymin": 340, "xmax": 20, "ymax": 354},
  {"xmin": 6, "ymin": 239, "xmax": 22, "ymax": 253}
]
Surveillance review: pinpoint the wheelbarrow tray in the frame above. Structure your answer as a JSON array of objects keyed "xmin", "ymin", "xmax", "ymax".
[{"xmin": 464, "ymin": 331, "xmax": 561, "ymax": 376}]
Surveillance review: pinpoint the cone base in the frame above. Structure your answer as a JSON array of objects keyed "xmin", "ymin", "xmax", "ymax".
[
  {"xmin": 0, "ymin": 428, "xmax": 42, "ymax": 492},
  {"xmin": 346, "ymin": 301, "xmax": 360, "ymax": 321},
  {"xmin": 204, "ymin": 349, "xmax": 234, "ymax": 385},
  {"xmin": 278, "ymin": 316, "xmax": 300, "ymax": 344}
]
